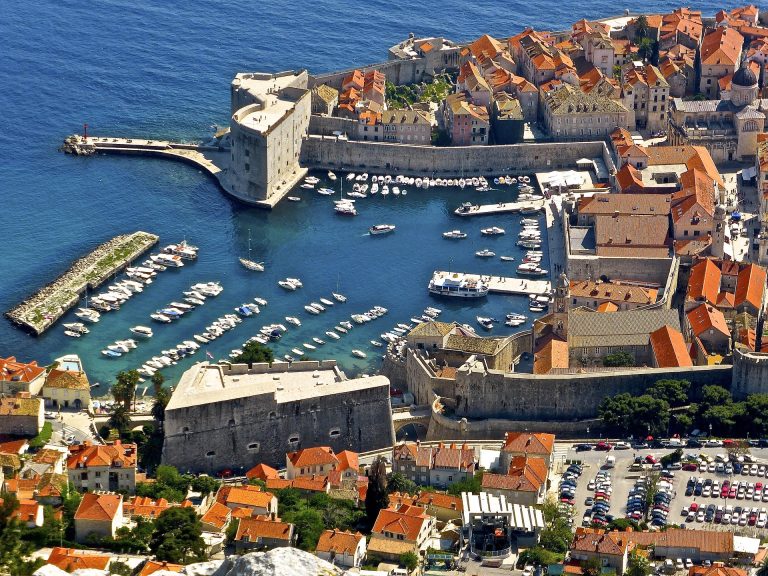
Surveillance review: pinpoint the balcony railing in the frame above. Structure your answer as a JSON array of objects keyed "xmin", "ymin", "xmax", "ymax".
[{"xmin": 470, "ymin": 544, "xmax": 512, "ymax": 558}]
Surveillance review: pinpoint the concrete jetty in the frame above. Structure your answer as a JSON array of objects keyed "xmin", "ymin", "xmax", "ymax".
[
  {"xmin": 5, "ymin": 231, "xmax": 158, "ymax": 335},
  {"xmin": 432, "ymin": 271, "xmax": 551, "ymax": 296},
  {"xmin": 454, "ymin": 200, "xmax": 545, "ymax": 217}
]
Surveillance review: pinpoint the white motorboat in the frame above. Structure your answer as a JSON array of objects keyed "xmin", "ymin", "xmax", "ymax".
[
  {"xmin": 279, "ymin": 279, "xmax": 299, "ymax": 291},
  {"xmin": 130, "ymin": 326, "xmax": 153, "ymax": 337},
  {"xmin": 328, "ymin": 171, "xmax": 337, "ymax": 181},
  {"xmin": 475, "ymin": 249, "xmax": 495, "ymax": 257},
  {"xmin": 352, "ymin": 350, "xmax": 367, "ymax": 358},
  {"xmin": 300, "ymin": 183, "xmax": 314, "ymax": 189},
  {"xmin": 326, "ymin": 331, "xmax": 341, "ymax": 340},
  {"xmin": 64, "ymin": 330, "xmax": 81, "ymax": 338},
  {"xmin": 319, "ymin": 298, "xmax": 334, "ymax": 307},
  {"xmin": 151, "ymin": 313, "xmax": 172, "ymax": 323},
  {"xmin": 500, "ymin": 256, "xmax": 515, "ymax": 262},
  {"xmin": 304, "ymin": 305, "xmax": 320, "ymax": 315},
  {"xmin": 286, "ymin": 316, "xmax": 301, "ymax": 326},
  {"xmin": 335, "ymin": 202, "xmax": 357, "ymax": 216},
  {"xmin": 332, "ymin": 292, "xmax": 347, "ymax": 302},
  {"xmin": 346, "ymin": 173, "xmax": 356, "ymax": 181},
  {"xmin": 305, "ymin": 176, "xmax": 320, "ymax": 184},
  {"xmin": 63, "ymin": 322, "xmax": 89, "ymax": 334},
  {"xmin": 194, "ymin": 334, "xmax": 209, "ymax": 343},
  {"xmin": 521, "ymin": 218, "xmax": 539, "ymax": 226},
  {"xmin": 185, "ymin": 297, "xmax": 205, "ymax": 306},
  {"xmin": 240, "ymin": 258, "xmax": 264, "ymax": 271},
  {"xmin": 292, "ymin": 348, "xmax": 304, "ymax": 356},
  {"xmin": 371, "ymin": 340, "xmax": 383, "ymax": 347},
  {"xmin": 303, "ymin": 343, "xmax": 316, "ymax": 350},
  {"xmin": 340, "ymin": 320, "xmax": 353, "ymax": 329},
  {"xmin": 517, "ymin": 263, "xmax": 548, "ymax": 277},
  {"xmin": 101, "ymin": 349, "xmax": 121, "ymax": 358},
  {"xmin": 287, "ymin": 196, "xmax": 301, "ymax": 202},
  {"xmin": 317, "ymin": 188, "xmax": 335, "ymax": 196},
  {"xmin": 310, "ymin": 302, "xmax": 325, "ymax": 312},
  {"xmin": 443, "ymin": 230, "xmax": 468, "ymax": 239},
  {"xmin": 313, "ymin": 337, "xmax": 325, "ymax": 345},
  {"xmin": 254, "ymin": 297, "xmax": 268, "ymax": 306},
  {"xmin": 370, "ymin": 224, "xmax": 396, "ymax": 235},
  {"xmin": 481, "ymin": 227, "xmax": 505, "ymax": 236},
  {"xmin": 163, "ymin": 240, "xmax": 198, "ymax": 260},
  {"xmin": 336, "ymin": 325, "xmax": 347, "ymax": 333},
  {"xmin": 477, "ymin": 316, "xmax": 495, "ymax": 330},
  {"xmin": 428, "ymin": 272, "xmax": 489, "ymax": 298}
]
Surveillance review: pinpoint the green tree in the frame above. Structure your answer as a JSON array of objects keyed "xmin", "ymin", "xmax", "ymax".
[
  {"xmin": 447, "ymin": 471, "xmax": 484, "ymax": 496},
  {"xmin": 190, "ymin": 475, "xmax": 220, "ymax": 497},
  {"xmin": 742, "ymin": 394, "xmax": 768, "ymax": 436},
  {"xmin": 647, "ymin": 379, "xmax": 690, "ymax": 407},
  {"xmin": 701, "ymin": 385, "xmax": 732, "ymax": 408},
  {"xmin": 0, "ymin": 493, "xmax": 41, "ymax": 576},
  {"xmin": 599, "ymin": 394, "xmax": 669, "ymax": 437},
  {"xmin": 292, "ymin": 509, "xmax": 324, "ymax": 550},
  {"xmin": 365, "ymin": 457, "xmax": 390, "ymax": 524},
  {"xmin": 400, "ymin": 551, "xmax": 419, "ymax": 571},
  {"xmin": 583, "ymin": 558, "xmax": 603, "ymax": 576},
  {"xmin": 627, "ymin": 550, "xmax": 652, "ymax": 576},
  {"xmin": 635, "ymin": 15, "xmax": 649, "ymax": 39},
  {"xmin": 602, "ymin": 351, "xmax": 634, "ymax": 367},
  {"xmin": 643, "ymin": 473, "xmax": 660, "ymax": 522},
  {"xmin": 539, "ymin": 518, "xmax": 573, "ymax": 554},
  {"xmin": 151, "ymin": 372, "xmax": 165, "ymax": 395},
  {"xmin": 109, "ymin": 561, "xmax": 132, "ymax": 576},
  {"xmin": 112, "ymin": 370, "xmax": 141, "ymax": 410},
  {"xmin": 107, "ymin": 404, "xmax": 132, "ymax": 435},
  {"xmin": 519, "ymin": 546, "xmax": 561, "ymax": 566},
  {"xmin": 150, "ymin": 507, "xmax": 206, "ymax": 564},
  {"xmin": 756, "ymin": 557, "xmax": 768, "ymax": 576},
  {"xmin": 387, "ymin": 472, "xmax": 418, "ymax": 495},
  {"xmin": 151, "ymin": 387, "xmax": 171, "ymax": 429},
  {"xmin": 660, "ymin": 448, "xmax": 682, "ymax": 468},
  {"xmin": 232, "ymin": 341, "xmax": 274, "ymax": 365}
]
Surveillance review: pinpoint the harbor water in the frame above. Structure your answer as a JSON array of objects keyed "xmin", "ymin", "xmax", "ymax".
[{"xmin": 1, "ymin": 0, "xmax": 729, "ymax": 389}]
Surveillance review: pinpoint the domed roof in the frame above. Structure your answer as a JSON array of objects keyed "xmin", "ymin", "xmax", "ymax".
[{"xmin": 733, "ymin": 61, "xmax": 757, "ymax": 88}]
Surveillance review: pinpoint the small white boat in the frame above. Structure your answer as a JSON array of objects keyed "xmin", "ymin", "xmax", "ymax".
[
  {"xmin": 101, "ymin": 349, "xmax": 121, "ymax": 358},
  {"xmin": 319, "ymin": 298, "xmax": 334, "ymax": 307},
  {"xmin": 310, "ymin": 302, "xmax": 325, "ymax": 312},
  {"xmin": 370, "ymin": 224, "xmax": 396, "ymax": 235},
  {"xmin": 285, "ymin": 316, "xmax": 301, "ymax": 326},
  {"xmin": 332, "ymin": 292, "xmax": 347, "ymax": 302},
  {"xmin": 352, "ymin": 350, "xmax": 367, "ymax": 358},
  {"xmin": 336, "ymin": 325, "xmax": 348, "ymax": 333},
  {"xmin": 443, "ymin": 230, "xmax": 468, "ymax": 239},
  {"xmin": 254, "ymin": 297, "xmax": 268, "ymax": 306},
  {"xmin": 64, "ymin": 330, "xmax": 81, "ymax": 338},
  {"xmin": 305, "ymin": 305, "xmax": 320, "ymax": 315},
  {"xmin": 240, "ymin": 258, "xmax": 265, "ymax": 272},
  {"xmin": 500, "ymin": 256, "xmax": 515, "ymax": 262},
  {"xmin": 317, "ymin": 188, "xmax": 335, "ymax": 196},
  {"xmin": 328, "ymin": 171, "xmax": 337, "ymax": 181},
  {"xmin": 476, "ymin": 249, "xmax": 495, "ymax": 257},
  {"xmin": 194, "ymin": 334, "xmax": 209, "ymax": 343},
  {"xmin": 326, "ymin": 330, "xmax": 340, "ymax": 340},
  {"xmin": 279, "ymin": 279, "xmax": 299, "ymax": 291},
  {"xmin": 287, "ymin": 196, "xmax": 301, "ymax": 202},
  {"xmin": 286, "ymin": 278, "xmax": 303, "ymax": 288},
  {"xmin": 292, "ymin": 348, "xmax": 304, "ymax": 356},
  {"xmin": 313, "ymin": 337, "xmax": 325, "ymax": 345},
  {"xmin": 481, "ymin": 227, "xmax": 505, "ymax": 236},
  {"xmin": 300, "ymin": 183, "xmax": 315, "ymax": 189},
  {"xmin": 303, "ymin": 343, "xmax": 316, "ymax": 350},
  {"xmin": 371, "ymin": 340, "xmax": 383, "ymax": 347},
  {"xmin": 151, "ymin": 313, "xmax": 172, "ymax": 323},
  {"xmin": 284, "ymin": 355, "xmax": 294, "ymax": 362},
  {"xmin": 346, "ymin": 173, "xmax": 356, "ymax": 181},
  {"xmin": 477, "ymin": 316, "xmax": 495, "ymax": 330},
  {"xmin": 63, "ymin": 322, "xmax": 89, "ymax": 333},
  {"xmin": 305, "ymin": 176, "xmax": 320, "ymax": 184}
]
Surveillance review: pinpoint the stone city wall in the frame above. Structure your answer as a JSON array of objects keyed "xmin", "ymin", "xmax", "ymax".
[
  {"xmin": 309, "ymin": 115, "xmax": 358, "ymax": 137},
  {"xmin": 310, "ymin": 57, "xmax": 443, "ymax": 90},
  {"xmin": 300, "ymin": 137, "xmax": 610, "ymax": 177},
  {"xmin": 453, "ymin": 364, "xmax": 733, "ymax": 421},
  {"xmin": 732, "ymin": 347, "xmax": 768, "ymax": 398},
  {"xmin": 566, "ymin": 252, "xmax": 675, "ymax": 286}
]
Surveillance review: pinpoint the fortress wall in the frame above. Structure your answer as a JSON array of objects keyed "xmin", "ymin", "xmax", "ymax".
[
  {"xmin": 732, "ymin": 347, "xmax": 768, "ymax": 398},
  {"xmin": 162, "ymin": 380, "xmax": 394, "ymax": 473},
  {"xmin": 309, "ymin": 115, "xmax": 359, "ymax": 137},
  {"xmin": 310, "ymin": 59, "xmax": 434, "ymax": 90},
  {"xmin": 567, "ymin": 252, "xmax": 675, "ymax": 286},
  {"xmin": 300, "ymin": 137, "xmax": 609, "ymax": 177},
  {"xmin": 452, "ymin": 365, "xmax": 733, "ymax": 421},
  {"xmin": 380, "ymin": 353, "xmax": 407, "ymax": 390}
]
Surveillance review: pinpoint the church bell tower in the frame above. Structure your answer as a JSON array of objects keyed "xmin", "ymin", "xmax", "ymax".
[{"xmin": 554, "ymin": 272, "xmax": 569, "ymax": 342}]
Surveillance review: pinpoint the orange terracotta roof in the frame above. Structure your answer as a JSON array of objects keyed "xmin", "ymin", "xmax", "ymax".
[
  {"xmin": 245, "ymin": 463, "xmax": 279, "ymax": 481},
  {"xmin": 315, "ymin": 529, "xmax": 365, "ymax": 555},
  {"xmin": 502, "ymin": 432, "xmax": 555, "ymax": 455},
  {"xmin": 734, "ymin": 263, "xmax": 766, "ymax": 310},
  {"xmin": 571, "ymin": 527, "xmax": 631, "ymax": 556},
  {"xmin": 597, "ymin": 302, "xmax": 619, "ymax": 312},
  {"xmin": 123, "ymin": 496, "xmax": 171, "ymax": 519},
  {"xmin": 615, "ymin": 163, "xmax": 644, "ymax": 192},
  {"xmin": 287, "ymin": 446, "xmax": 339, "ymax": 468},
  {"xmin": 291, "ymin": 475, "xmax": 329, "ymax": 492},
  {"xmin": 687, "ymin": 259, "xmax": 722, "ymax": 306},
  {"xmin": 200, "ymin": 502, "xmax": 231, "ymax": 530},
  {"xmin": 717, "ymin": 291, "xmax": 735, "ymax": 309},
  {"xmin": 265, "ymin": 478, "xmax": 292, "ymax": 490},
  {"xmin": 414, "ymin": 492, "xmax": 463, "ymax": 512},
  {"xmin": 13, "ymin": 499, "xmax": 41, "ymax": 524},
  {"xmin": 469, "ymin": 34, "xmax": 505, "ymax": 60},
  {"xmin": 230, "ymin": 507, "xmax": 253, "ymax": 519},
  {"xmin": 482, "ymin": 455, "xmax": 548, "ymax": 493},
  {"xmin": 372, "ymin": 504, "xmax": 431, "ymax": 541},
  {"xmin": 74, "ymin": 492, "xmax": 122, "ymax": 522},
  {"xmin": 701, "ymin": 27, "xmax": 743, "ymax": 66},
  {"xmin": 48, "ymin": 548, "xmax": 110, "ymax": 572},
  {"xmin": 67, "ymin": 440, "xmax": 137, "ymax": 470},
  {"xmin": 650, "ymin": 325, "xmax": 693, "ymax": 368},
  {"xmin": 0, "ymin": 357, "xmax": 45, "ymax": 384},
  {"xmin": 337, "ymin": 450, "xmax": 359, "ymax": 473},
  {"xmin": 138, "ymin": 560, "xmax": 184, "ymax": 576},
  {"xmin": 687, "ymin": 303, "xmax": 730, "ymax": 338},
  {"xmin": 235, "ymin": 515, "xmax": 293, "ymax": 542},
  {"xmin": 224, "ymin": 486, "xmax": 275, "ymax": 509},
  {"xmin": 533, "ymin": 336, "xmax": 569, "ymax": 374},
  {"xmin": 0, "ymin": 439, "xmax": 28, "ymax": 455},
  {"xmin": 627, "ymin": 528, "xmax": 732, "ymax": 554}
]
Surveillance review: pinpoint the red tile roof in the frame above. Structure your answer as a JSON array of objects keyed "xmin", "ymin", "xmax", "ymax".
[
  {"xmin": 74, "ymin": 492, "xmax": 122, "ymax": 522},
  {"xmin": 48, "ymin": 548, "xmax": 110, "ymax": 572},
  {"xmin": 123, "ymin": 496, "xmax": 170, "ymax": 519},
  {"xmin": 222, "ymin": 486, "xmax": 275, "ymax": 509},
  {"xmin": 200, "ymin": 501, "xmax": 231, "ymax": 530},
  {"xmin": 235, "ymin": 515, "xmax": 293, "ymax": 543},
  {"xmin": 245, "ymin": 463, "xmax": 279, "ymax": 481},
  {"xmin": 687, "ymin": 259, "xmax": 722, "ymax": 306},
  {"xmin": 0, "ymin": 357, "xmax": 45, "ymax": 384},
  {"xmin": 315, "ymin": 529, "xmax": 365, "ymax": 555},
  {"xmin": 67, "ymin": 440, "xmax": 137, "ymax": 470},
  {"xmin": 734, "ymin": 263, "xmax": 766, "ymax": 311},
  {"xmin": 687, "ymin": 303, "xmax": 730, "ymax": 338},
  {"xmin": 650, "ymin": 325, "xmax": 693, "ymax": 368},
  {"xmin": 372, "ymin": 504, "xmax": 431, "ymax": 542},
  {"xmin": 138, "ymin": 560, "xmax": 183, "ymax": 576},
  {"xmin": 571, "ymin": 527, "xmax": 631, "ymax": 556},
  {"xmin": 414, "ymin": 492, "xmax": 463, "ymax": 513},
  {"xmin": 700, "ymin": 27, "xmax": 743, "ymax": 66},
  {"xmin": 336, "ymin": 450, "xmax": 359, "ymax": 473},
  {"xmin": 287, "ymin": 446, "xmax": 338, "ymax": 468},
  {"xmin": 502, "ymin": 432, "xmax": 555, "ymax": 455}
]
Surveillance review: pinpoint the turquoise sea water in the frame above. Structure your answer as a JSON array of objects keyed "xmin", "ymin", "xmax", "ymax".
[{"xmin": 1, "ymin": 0, "xmax": 732, "ymax": 389}]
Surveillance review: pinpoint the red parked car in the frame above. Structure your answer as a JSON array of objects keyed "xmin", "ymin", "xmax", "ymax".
[
  {"xmin": 595, "ymin": 442, "xmax": 613, "ymax": 451},
  {"xmin": 645, "ymin": 454, "xmax": 658, "ymax": 464}
]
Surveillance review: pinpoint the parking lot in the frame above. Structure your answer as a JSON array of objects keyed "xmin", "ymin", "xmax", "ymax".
[{"xmin": 554, "ymin": 442, "xmax": 768, "ymax": 539}]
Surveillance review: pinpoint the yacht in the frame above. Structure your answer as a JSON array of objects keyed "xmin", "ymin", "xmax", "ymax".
[
  {"xmin": 150, "ymin": 313, "xmax": 172, "ymax": 323},
  {"xmin": 475, "ymin": 249, "xmax": 495, "ymax": 257},
  {"xmin": 517, "ymin": 263, "xmax": 548, "ymax": 277},
  {"xmin": 64, "ymin": 330, "xmax": 81, "ymax": 338},
  {"xmin": 317, "ymin": 188, "xmax": 335, "ymax": 196},
  {"xmin": 454, "ymin": 202, "xmax": 478, "ymax": 215},
  {"xmin": 326, "ymin": 330, "xmax": 341, "ymax": 340},
  {"xmin": 332, "ymin": 292, "xmax": 347, "ymax": 302},
  {"xmin": 428, "ymin": 271, "xmax": 489, "ymax": 298},
  {"xmin": 63, "ymin": 322, "xmax": 89, "ymax": 334},
  {"xmin": 352, "ymin": 350, "xmax": 367, "ymax": 358},
  {"xmin": 279, "ymin": 279, "xmax": 300, "ymax": 291},
  {"xmin": 153, "ymin": 253, "xmax": 184, "ymax": 267},
  {"xmin": 521, "ymin": 218, "xmax": 539, "ymax": 226},
  {"xmin": 304, "ymin": 305, "xmax": 320, "ymax": 315},
  {"xmin": 477, "ymin": 316, "xmax": 495, "ymax": 330},
  {"xmin": 442, "ymin": 230, "xmax": 468, "ymax": 239},
  {"xmin": 517, "ymin": 239, "xmax": 542, "ymax": 249},
  {"xmin": 335, "ymin": 202, "xmax": 357, "ymax": 216},
  {"xmin": 369, "ymin": 224, "xmax": 396, "ymax": 235},
  {"xmin": 500, "ymin": 256, "xmax": 515, "ymax": 262},
  {"xmin": 285, "ymin": 316, "xmax": 301, "ymax": 326},
  {"xmin": 194, "ymin": 334, "xmax": 209, "ymax": 344},
  {"xmin": 481, "ymin": 227, "xmax": 505, "ymax": 236},
  {"xmin": 310, "ymin": 302, "xmax": 325, "ymax": 312},
  {"xmin": 240, "ymin": 258, "xmax": 265, "ymax": 272},
  {"xmin": 130, "ymin": 326, "xmax": 153, "ymax": 337},
  {"xmin": 163, "ymin": 240, "xmax": 199, "ymax": 260},
  {"xmin": 371, "ymin": 340, "xmax": 383, "ymax": 347},
  {"xmin": 185, "ymin": 297, "xmax": 205, "ymax": 306},
  {"xmin": 320, "ymin": 298, "xmax": 334, "ymax": 307},
  {"xmin": 313, "ymin": 337, "xmax": 325, "ymax": 345},
  {"xmin": 286, "ymin": 278, "xmax": 303, "ymax": 288}
]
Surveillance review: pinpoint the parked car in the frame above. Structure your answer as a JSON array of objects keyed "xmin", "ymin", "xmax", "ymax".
[{"xmin": 595, "ymin": 442, "xmax": 613, "ymax": 451}]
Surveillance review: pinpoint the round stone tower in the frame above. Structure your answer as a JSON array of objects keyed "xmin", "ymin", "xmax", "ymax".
[{"xmin": 732, "ymin": 347, "xmax": 768, "ymax": 399}]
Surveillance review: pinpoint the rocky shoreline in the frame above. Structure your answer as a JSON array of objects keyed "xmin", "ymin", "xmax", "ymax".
[{"xmin": 5, "ymin": 231, "xmax": 158, "ymax": 335}]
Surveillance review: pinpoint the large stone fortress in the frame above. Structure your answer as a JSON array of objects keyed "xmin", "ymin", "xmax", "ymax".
[
  {"xmin": 227, "ymin": 71, "xmax": 311, "ymax": 204},
  {"xmin": 162, "ymin": 360, "xmax": 394, "ymax": 473}
]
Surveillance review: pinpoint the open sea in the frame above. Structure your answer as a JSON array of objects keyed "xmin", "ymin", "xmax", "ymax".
[{"xmin": 1, "ymin": 0, "xmax": 735, "ymax": 390}]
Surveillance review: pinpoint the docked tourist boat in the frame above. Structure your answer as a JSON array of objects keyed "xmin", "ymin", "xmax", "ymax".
[
  {"xmin": 517, "ymin": 263, "xmax": 548, "ymax": 277},
  {"xmin": 352, "ymin": 350, "xmax": 367, "ymax": 358},
  {"xmin": 481, "ymin": 226, "xmax": 505, "ymax": 236},
  {"xmin": 454, "ymin": 202, "xmax": 478, "ymax": 216},
  {"xmin": 369, "ymin": 224, "xmax": 396, "ymax": 235},
  {"xmin": 477, "ymin": 316, "xmax": 495, "ymax": 330},
  {"xmin": 332, "ymin": 292, "xmax": 347, "ymax": 302},
  {"xmin": 428, "ymin": 272, "xmax": 489, "ymax": 298},
  {"xmin": 194, "ymin": 334, "xmax": 209, "ymax": 344},
  {"xmin": 285, "ymin": 316, "xmax": 301, "ymax": 327},
  {"xmin": 520, "ymin": 205, "xmax": 542, "ymax": 215},
  {"xmin": 443, "ymin": 230, "xmax": 468, "ymax": 239},
  {"xmin": 63, "ymin": 322, "xmax": 89, "ymax": 334},
  {"xmin": 517, "ymin": 239, "xmax": 542, "ymax": 249},
  {"xmin": 521, "ymin": 218, "xmax": 539, "ymax": 226},
  {"xmin": 530, "ymin": 304, "xmax": 547, "ymax": 312},
  {"xmin": 130, "ymin": 325, "xmax": 153, "ymax": 338},
  {"xmin": 153, "ymin": 253, "xmax": 184, "ymax": 267},
  {"xmin": 325, "ymin": 331, "xmax": 341, "ymax": 340},
  {"xmin": 475, "ymin": 249, "xmax": 495, "ymax": 258},
  {"xmin": 192, "ymin": 282, "xmax": 223, "ymax": 297},
  {"xmin": 163, "ymin": 240, "xmax": 198, "ymax": 260}
]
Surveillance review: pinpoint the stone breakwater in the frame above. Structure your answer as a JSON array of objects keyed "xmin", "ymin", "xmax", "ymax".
[{"xmin": 5, "ymin": 231, "xmax": 158, "ymax": 335}]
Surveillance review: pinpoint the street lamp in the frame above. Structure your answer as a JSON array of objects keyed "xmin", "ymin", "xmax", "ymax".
[{"xmin": 709, "ymin": 423, "xmax": 713, "ymax": 438}]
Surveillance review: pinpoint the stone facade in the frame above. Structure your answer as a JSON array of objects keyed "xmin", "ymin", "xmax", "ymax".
[{"xmin": 162, "ymin": 361, "xmax": 394, "ymax": 473}]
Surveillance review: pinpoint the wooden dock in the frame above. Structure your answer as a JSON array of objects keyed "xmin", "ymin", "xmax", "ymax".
[
  {"xmin": 433, "ymin": 271, "xmax": 551, "ymax": 296},
  {"xmin": 454, "ymin": 200, "xmax": 545, "ymax": 217}
]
